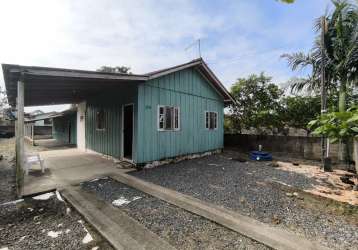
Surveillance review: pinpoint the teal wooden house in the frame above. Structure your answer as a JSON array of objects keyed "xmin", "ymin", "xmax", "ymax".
[{"xmin": 3, "ymin": 59, "xmax": 235, "ymax": 166}]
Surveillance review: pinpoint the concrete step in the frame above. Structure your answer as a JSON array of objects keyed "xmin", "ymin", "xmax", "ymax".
[
  {"xmin": 61, "ymin": 186, "xmax": 176, "ymax": 250},
  {"xmin": 111, "ymin": 173, "xmax": 330, "ymax": 250}
]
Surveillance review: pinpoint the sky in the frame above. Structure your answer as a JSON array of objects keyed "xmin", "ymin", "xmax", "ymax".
[{"xmin": 0, "ymin": 0, "xmax": 335, "ymax": 112}]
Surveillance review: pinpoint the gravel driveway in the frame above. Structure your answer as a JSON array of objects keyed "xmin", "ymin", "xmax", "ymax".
[
  {"xmin": 130, "ymin": 151, "xmax": 358, "ymax": 250},
  {"xmin": 82, "ymin": 178, "xmax": 270, "ymax": 250}
]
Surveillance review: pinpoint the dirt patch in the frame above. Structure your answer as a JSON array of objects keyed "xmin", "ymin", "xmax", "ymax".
[{"xmin": 276, "ymin": 161, "xmax": 358, "ymax": 205}]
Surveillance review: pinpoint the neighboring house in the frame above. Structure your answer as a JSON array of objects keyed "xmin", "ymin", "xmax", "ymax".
[
  {"xmin": 3, "ymin": 58, "xmax": 235, "ymax": 165},
  {"xmin": 52, "ymin": 108, "xmax": 77, "ymax": 145},
  {"xmin": 26, "ymin": 111, "xmax": 57, "ymax": 126}
]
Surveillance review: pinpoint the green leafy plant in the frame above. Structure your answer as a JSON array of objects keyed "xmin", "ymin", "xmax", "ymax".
[{"xmin": 308, "ymin": 106, "xmax": 358, "ymax": 142}]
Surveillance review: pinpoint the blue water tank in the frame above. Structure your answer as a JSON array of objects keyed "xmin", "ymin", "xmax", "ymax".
[{"xmin": 249, "ymin": 151, "xmax": 272, "ymax": 161}]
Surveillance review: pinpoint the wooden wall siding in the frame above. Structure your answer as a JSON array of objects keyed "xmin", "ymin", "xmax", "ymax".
[
  {"xmin": 137, "ymin": 68, "xmax": 224, "ymax": 163},
  {"xmin": 52, "ymin": 113, "xmax": 77, "ymax": 144},
  {"xmin": 85, "ymin": 86, "xmax": 138, "ymax": 161}
]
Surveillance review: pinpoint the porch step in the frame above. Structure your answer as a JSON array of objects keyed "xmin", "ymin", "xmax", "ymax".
[{"xmin": 61, "ymin": 186, "xmax": 176, "ymax": 250}]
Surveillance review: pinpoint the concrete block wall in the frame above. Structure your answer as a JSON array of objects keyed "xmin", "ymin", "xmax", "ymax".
[{"xmin": 224, "ymin": 134, "xmax": 352, "ymax": 162}]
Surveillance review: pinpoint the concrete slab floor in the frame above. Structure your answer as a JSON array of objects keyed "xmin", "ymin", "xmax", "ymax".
[{"xmin": 23, "ymin": 148, "xmax": 131, "ymax": 196}]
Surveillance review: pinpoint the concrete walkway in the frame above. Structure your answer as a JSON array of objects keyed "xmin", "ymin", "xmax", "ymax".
[
  {"xmin": 61, "ymin": 186, "xmax": 176, "ymax": 250},
  {"xmin": 111, "ymin": 173, "xmax": 330, "ymax": 250},
  {"xmin": 23, "ymin": 148, "xmax": 130, "ymax": 196}
]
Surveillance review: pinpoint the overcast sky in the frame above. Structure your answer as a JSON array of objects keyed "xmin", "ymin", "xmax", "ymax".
[{"xmin": 0, "ymin": 0, "xmax": 334, "ymax": 112}]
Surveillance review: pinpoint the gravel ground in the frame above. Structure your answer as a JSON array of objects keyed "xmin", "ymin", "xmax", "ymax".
[
  {"xmin": 0, "ymin": 158, "xmax": 16, "ymax": 204},
  {"xmin": 82, "ymin": 178, "xmax": 270, "ymax": 250},
  {"xmin": 0, "ymin": 138, "xmax": 113, "ymax": 250},
  {"xmin": 130, "ymin": 151, "xmax": 358, "ymax": 250},
  {"xmin": 0, "ymin": 194, "xmax": 113, "ymax": 250}
]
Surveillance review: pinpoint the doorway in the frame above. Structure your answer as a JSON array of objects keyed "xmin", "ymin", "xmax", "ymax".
[
  {"xmin": 122, "ymin": 104, "xmax": 133, "ymax": 160},
  {"xmin": 68, "ymin": 122, "xmax": 71, "ymax": 144}
]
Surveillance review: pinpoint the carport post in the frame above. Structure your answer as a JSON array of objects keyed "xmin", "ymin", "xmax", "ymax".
[
  {"xmin": 16, "ymin": 79, "xmax": 25, "ymax": 197},
  {"xmin": 31, "ymin": 124, "xmax": 35, "ymax": 146}
]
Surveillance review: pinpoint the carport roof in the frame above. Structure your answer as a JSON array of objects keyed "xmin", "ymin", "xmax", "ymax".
[
  {"xmin": 2, "ymin": 58, "xmax": 236, "ymax": 107},
  {"xmin": 2, "ymin": 64, "xmax": 147, "ymax": 107}
]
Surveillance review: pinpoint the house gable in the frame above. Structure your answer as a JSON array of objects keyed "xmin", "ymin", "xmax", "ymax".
[
  {"xmin": 136, "ymin": 66, "xmax": 224, "ymax": 163},
  {"xmin": 145, "ymin": 67, "xmax": 224, "ymax": 102}
]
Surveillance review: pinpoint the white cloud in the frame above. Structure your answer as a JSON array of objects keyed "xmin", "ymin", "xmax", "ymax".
[{"xmin": 0, "ymin": 0, "xmax": 332, "ymax": 112}]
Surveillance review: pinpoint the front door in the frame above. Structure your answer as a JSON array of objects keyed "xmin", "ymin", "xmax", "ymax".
[{"xmin": 123, "ymin": 104, "xmax": 133, "ymax": 160}]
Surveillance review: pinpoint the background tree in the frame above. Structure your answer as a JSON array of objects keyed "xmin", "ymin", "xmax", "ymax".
[
  {"xmin": 280, "ymin": 95, "xmax": 322, "ymax": 135},
  {"xmin": 0, "ymin": 86, "xmax": 9, "ymax": 118},
  {"xmin": 229, "ymin": 73, "xmax": 284, "ymax": 134},
  {"xmin": 282, "ymin": 0, "xmax": 358, "ymax": 112},
  {"xmin": 96, "ymin": 66, "xmax": 131, "ymax": 74}
]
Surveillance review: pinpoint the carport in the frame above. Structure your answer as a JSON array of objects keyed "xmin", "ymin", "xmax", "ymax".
[{"xmin": 2, "ymin": 64, "xmax": 146, "ymax": 196}]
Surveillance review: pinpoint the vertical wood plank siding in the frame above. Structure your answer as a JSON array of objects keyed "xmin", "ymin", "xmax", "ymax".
[
  {"xmin": 52, "ymin": 113, "xmax": 77, "ymax": 144},
  {"xmin": 137, "ymin": 68, "xmax": 224, "ymax": 163},
  {"xmin": 85, "ymin": 86, "xmax": 138, "ymax": 161}
]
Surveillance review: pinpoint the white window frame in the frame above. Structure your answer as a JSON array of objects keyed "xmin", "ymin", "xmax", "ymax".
[
  {"xmin": 158, "ymin": 105, "xmax": 180, "ymax": 131},
  {"xmin": 205, "ymin": 111, "xmax": 218, "ymax": 130}
]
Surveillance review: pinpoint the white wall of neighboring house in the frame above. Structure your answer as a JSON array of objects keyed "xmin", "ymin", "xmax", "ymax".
[
  {"xmin": 34, "ymin": 120, "xmax": 45, "ymax": 126},
  {"xmin": 77, "ymin": 101, "xmax": 86, "ymax": 151}
]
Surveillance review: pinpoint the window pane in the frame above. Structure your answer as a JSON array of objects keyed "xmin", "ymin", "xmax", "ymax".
[
  {"xmin": 214, "ymin": 113, "xmax": 217, "ymax": 129},
  {"xmin": 209, "ymin": 112, "xmax": 214, "ymax": 129},
  {"xmin": 206, "ymin": 112, "xmax": 209, "ymax": 128},
  {"xmin": 159, "ymin": 107, "xmax": 164, "ymax": 115},
  {"xmin": 96, "ymin": 109, "xmax": 105, "ymax": 129},
  {"xmin": 174, "ymin": 107, "xmax": 179, "ymax": 129},
  {"xmin": 165, "ymin": 107, "xmax": 173, "ymax": 130},
  {"xmin": 159, "ymin": 106, "xmax": 164, "ymax": 129}
]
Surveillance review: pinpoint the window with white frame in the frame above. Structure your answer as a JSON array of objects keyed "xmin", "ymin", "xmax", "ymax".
[
  {"xmin": 205, "ymin": 111, "xmax": 217, "ymax": 130},
  {"xmin": 96, "ymin": 109, "xmax": 105, "ymax": 130},
  {"xmin": 158, "ymin": 105, "xmax": 180, "ymax": 131}
]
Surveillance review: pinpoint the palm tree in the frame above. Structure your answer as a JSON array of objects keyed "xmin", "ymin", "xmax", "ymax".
[{"xmin": 282, "ymin": 0, "xmax": 358, "ymax": 113}]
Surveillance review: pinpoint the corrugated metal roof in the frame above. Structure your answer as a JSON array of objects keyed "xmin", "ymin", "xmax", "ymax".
[{"xmin": 2, "ymin": 58, "xmax": 235, "ymax": 106}]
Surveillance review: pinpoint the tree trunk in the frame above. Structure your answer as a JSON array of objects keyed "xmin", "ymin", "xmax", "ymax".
[
  {"xmin": 338, "ymin": 81, "xmax": 348, "ymax": 163},
  {"xmin": 338, "ymin": 81, "xmax": 347, "ymax": 112},
  {"xmin": 354, "ymin": 138, "xmax": 358, "ymax": 174}
]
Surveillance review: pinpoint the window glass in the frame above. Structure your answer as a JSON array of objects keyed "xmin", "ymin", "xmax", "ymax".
[
  {"xmin": 96, "ymin": 109, "xmax": 105, "ymax": 130},
  {"xmin": 165, "ymin": 107, "xmax": 173, "ymax": 130},
  {"xmin": 158, "ymin": 105, "xmax": 180, "ymax": 131},
  {"xmin": 206, "ymin": 111, "xmax": 217, "ymax": 130},
  {"xmin": 159, "ymin": 107, "xmax": 165, "ymax": 129},
  {"xmin": 174, "ymin": 107, "xmax": 179, "ymax": 130}
]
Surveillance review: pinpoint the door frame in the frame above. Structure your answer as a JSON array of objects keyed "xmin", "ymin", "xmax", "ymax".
[{"xmin": 121, "ymin": 103, "xmax": 134, "ymax": 162}]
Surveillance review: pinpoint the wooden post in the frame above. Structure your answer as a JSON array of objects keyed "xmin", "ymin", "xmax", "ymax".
[
  {"xmin": 15, "ymin": 97, "xmax": 18, "ymax": 171},
  {"xmin": 16, "ymin": 79, "xmax": 25, "ymax": 197},
  {"xmin": 31, "ymin": 124, "xmax": 34, "ymax": 146}
]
